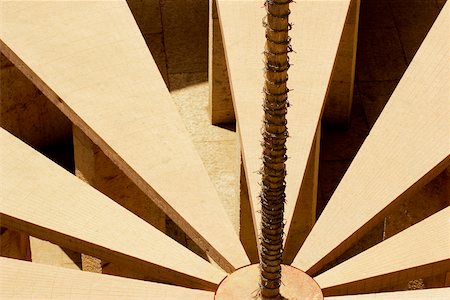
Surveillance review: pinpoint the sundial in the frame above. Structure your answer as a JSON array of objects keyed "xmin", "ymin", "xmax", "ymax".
[{"xmin": 0, "ymin": 0, "xmax": 448, "ymax": 299}]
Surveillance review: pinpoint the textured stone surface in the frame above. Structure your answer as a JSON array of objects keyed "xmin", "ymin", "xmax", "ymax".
[
  {"xmin": 0, "ymin": 228, "xmax": 31, "ymax": 261},
  {"xmin": 389, "ymin": 0, "xmax": 445, "ymax": 63},
  {"xmin": 0, "ymin": 54, "xmax": 72, "ymax": 150},
  {"xmin": 209, "ymin": 0, "xmax": 235, "ymax": 125},
  {"xmin": 169, "ymin": 73, "xmax": 239, "ymax": 231},
  {"xmin": 127, "ymin": 0, "xmax": 169, "ymax": 86},
  {"xmin": 316, "ymin": 0, "xmax": 447, "ymax": 283},
  {"xmin": 215, "ymin": 264, "xmax": 323, "ymax": 299},
  {"xmin": 162, "ymin": 0, "xmax": 209, "ymax": 74},
  {"xmin": 73, "ymin": 126, "xmax": 167, "ymax": 234},
  {"xmin": 29, "ymin": 238, "xmax": 82, "ymax": 270},
  {"xmin": 127, "ymin": 0, "xmax": 162, "ymax": 34},
  {"xmin": 143, "ymin": 33, "xmax": 169, "ymax": 86},
  {"xmin": 0, "ymin": 0, "xmax": 446, "ymax": 291},
  {"xmin": 323, "ymin": 0, "xmax": 360, "ymax": 125},
  {"xmin": 383, "ymin": 169, "xmax": 450, "ymax": 239},
  {"xmin": 319, "ymin": 0, "xmax": 444, "ymax": 215},
  {"xmin": 1, "ymin": 54, "xmax": 78, "ymax": 270}
]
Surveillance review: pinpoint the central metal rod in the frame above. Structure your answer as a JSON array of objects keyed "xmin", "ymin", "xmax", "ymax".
[{"xmin": 259, "ymin": 0, "xmax": 292, "ymax": 298}]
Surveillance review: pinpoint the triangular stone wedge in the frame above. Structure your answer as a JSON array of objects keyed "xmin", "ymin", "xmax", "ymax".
[
  {"xmin": 0, "ymin": 129, "xmax": 226, "ymax": 291},
  {"xmin": 315, "ymin": 207, "xmax": 450, "ymax": 293},
  {"xmin": 216, "ymin": 0, "xmax": 351, "ymax": 250},
  {"xmin": 324, "ymin": 288, "xmax": 450, "ymax": 300},
  {"xmin": 0, "ymin": 0, "xmax": 249, "ymax": 272},
  {"xmin": 0, "ymin": 257, "xmax": 214, "ymax": 299},
  {"xmin": 293, "ymin": 2, "xmax": 450, "ymax": 274}
]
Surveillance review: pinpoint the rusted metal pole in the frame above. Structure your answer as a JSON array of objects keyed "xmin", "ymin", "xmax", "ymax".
[{"xmin": 259, "ymin": 0, "xmax": 292, "ymax": 298}]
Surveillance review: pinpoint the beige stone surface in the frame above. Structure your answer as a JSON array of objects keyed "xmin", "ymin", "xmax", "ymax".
[
  {"xmin": 0, "ymin": 0, "xmax": 448, "ymax": 297},
  {"xmin": 0, "ymin": 54, "xmax": 71, "ymax": 150},
  {"xmin": 210, "ymin": 0, "xmax": 359, "ymax": 126},
  {"xmin": 1, "ymin": 53, "xmax": 79, "ymax": 272},
  {"xmin": 0, "ymin": 0, "xmax": 248, "ymax": 272},
  {"xmin": 142, "ymin": 33, "xmax": 169, "ymax": 85},
  {"xmin": 383, "ymin": 169, "xmax": 449, "ymax": 239},
  {"xmin": 355, "ymin": 0, "xmax": 443, "ymax": 128},
  {"xmin": 215, "ymin": 265, "xmax": 323, "ymax": 300},
  {"xmin": 294, "ymin": 5, "xmax": 450, "ymax": 274},
  {"xmin": 238, "ymin": 157, "xmax": 259, "ymax": 264},
  {"xmin": 29, "ymin": 238, "xmax": 81, "ymax": 270},
  {"xmin": 126, "ymin": 0, "xmax": 169, "ymax": 85},
  {"xmin": 0, "ymin": 257, "xmax": 215, "ymax": 299},
  {"xmin": 358, "ymin": 80, "xmax": 398, "ymax": 128},
  {"xmin": 162, "ymin": 0, "xmax": 209, "ymax": 74},
  {"xmin": 73, "ymin": 126, "xmax": 166, "ymax": 233},
  {"xmin": 81, "ymin": 253, "xmax": 102, "ymax": 273},
  {"xmin": 0, "ymin": 228, "xmax": 31, "ymax": 261},
  {"xmin": 317, "ymin": 3, "xmax": 447, "ymax": 277},
  {"xmin": 389, "ymin": 0, "xmax": 446, "ymax": 63},
  {"xmin": 208, "ymin": 0, "xmax": 234, "ymax": 125},
  {"xmin": 217, "ymin": 0, "xmax": 352, "ymax": 254},
  {"xmin": 314, "ymin": 169, "xmax": 449, "ymax": 292},
  {"xmin": 323, "ymin": 0, "xmax": 360, "ymax": 125},
  {"xmin": 1, "ymin": 128, "xmax": 226, "ymax": 290},
  {"xmin": 325, "ymin": 288, "xmax": 450, "ymax": 299},
  {"xmin": 169, "ymin": 74, "xmax": 239, "ymax": 231},
  {"xmin": 126, "ymin": 0, "xmax": 162, "ymax": 34},
  {"xmin": 283, "ymin": 128, "xmax": 320, "ymax": 264},
  {"xmin": 315, "ymin": 208, "xmax": 450, "ymax": 294}
]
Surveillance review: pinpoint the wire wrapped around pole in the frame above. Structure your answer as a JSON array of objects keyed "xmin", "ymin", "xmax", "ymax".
[{"xmin": 259, "ymin": 0, "xmax": 292, "ymax": 299}]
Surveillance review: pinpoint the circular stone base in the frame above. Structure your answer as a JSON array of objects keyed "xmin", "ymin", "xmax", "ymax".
[{"xmin": 215, "ymin": 264, "xmax": 323, "ymax": 299}]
